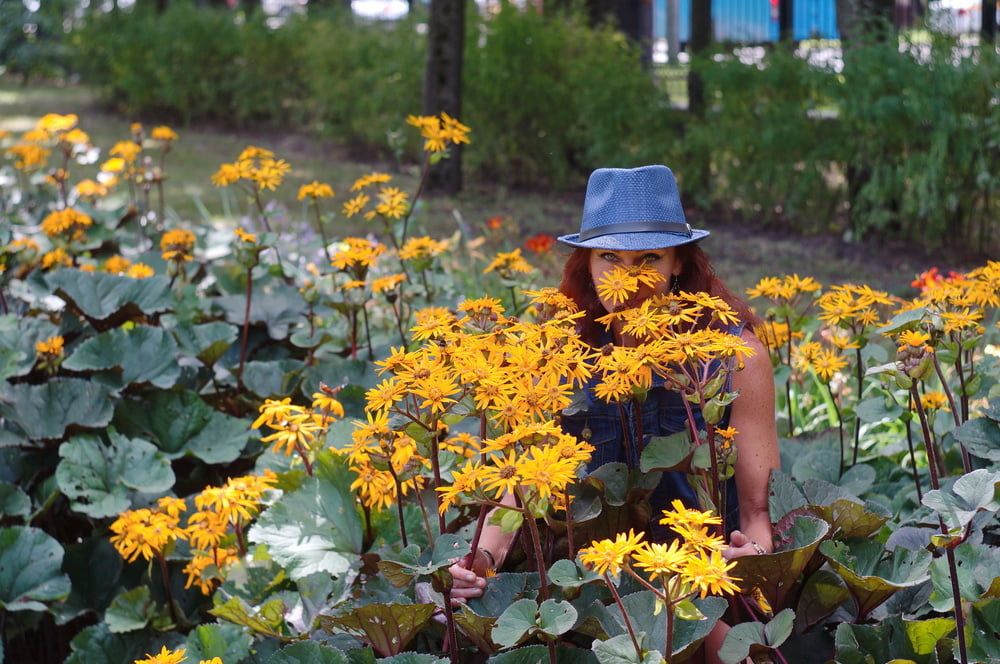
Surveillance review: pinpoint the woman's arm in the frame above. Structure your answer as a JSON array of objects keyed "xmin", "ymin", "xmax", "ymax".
[{"xmin": 725, "ymin": 329, "xmax": 780, "ymax": 557}]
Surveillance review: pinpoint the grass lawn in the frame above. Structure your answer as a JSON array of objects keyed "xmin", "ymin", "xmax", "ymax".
[{"xmin": 2, "ymin": 80, "xmax": 968, "ymax": 297}]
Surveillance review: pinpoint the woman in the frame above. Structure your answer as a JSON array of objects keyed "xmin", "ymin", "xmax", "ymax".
[{"xmin": 449, "ymin": 165, "xmax": 780, "ymax": 661}]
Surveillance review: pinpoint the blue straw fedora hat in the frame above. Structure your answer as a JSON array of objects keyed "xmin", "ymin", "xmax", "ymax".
[{"xmin": 557, "ymin": 165, "xmax": 709, "ymax": 251}]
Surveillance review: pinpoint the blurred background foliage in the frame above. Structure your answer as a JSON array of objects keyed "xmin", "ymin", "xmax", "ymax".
[{"xmin": 1, "ymin": 0, "xmax": 998, "ymax": 254}]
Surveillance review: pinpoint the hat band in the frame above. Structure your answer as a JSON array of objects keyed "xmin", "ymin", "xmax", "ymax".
[{"xmin": 578, "ymin": 221, "xmax": 692, "ymax": 242}]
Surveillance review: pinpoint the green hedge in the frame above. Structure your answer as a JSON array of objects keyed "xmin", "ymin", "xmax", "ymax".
[
  {"xmin": 684, "ymin": 36, "xmax": 999, "ymax": 251},
  {"xmin": 70, "ymin": 5, "xmax": 998, "ymax": 249}
]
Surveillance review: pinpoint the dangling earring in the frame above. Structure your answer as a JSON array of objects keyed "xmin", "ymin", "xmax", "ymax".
[{"xmin": 670, "ymin": 274, "xmax": 680, "ymax": 294}]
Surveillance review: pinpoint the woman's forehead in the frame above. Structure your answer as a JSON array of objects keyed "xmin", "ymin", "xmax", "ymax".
[{"xmin": 593, "ymin": 248, "xmax": 673, "ymax": 257}]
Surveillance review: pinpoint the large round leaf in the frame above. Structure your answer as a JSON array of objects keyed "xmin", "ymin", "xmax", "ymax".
[
  {"xmin": 0, "ymin": 526, "xmax": 71, "ymax": 611},
  {"xmin": 249, "ymin": 451, "xmax": 363, "ymax": 580},
  {"xmin": 184, "ymin": 622, "xmax": 254, "ymax": 663},
  {"xmin": 64, "ymin": 624, "xmax": 159, "ymax": 664},
  {"xmin": 56, "ymin": 430, "xmax": 175, "ymax": 518},
  {"xmin": 265, "ymin": 641, "xmax": 349, "ymax": 663},
  {"xmin": 114, "ymin": 390, "xmax": 252, "ymax": 463},
  {"xmin": 820, "ymin": 538, "xmax": 932, "ymax": 621},
  {"xmin": 0, "ymin": 377, "xmax": 113, "ymax": 440},
  {"xmin": 63, "ymin": 325, "xmax": 181, "ymax": 389},
  {"xmin": 47, "ymin": 269, "xmax": 173, "ymax": 328},
  {"xmin": 732, "ymin": 515, "xmax": 830, "ymax": 610},
  {"xmin": 0, "ymin": 314, "xmax": 59, "ymax": 380},
  {"xmin": 0, "ymin": 481, "xmax": 30, "ymax": 519}
]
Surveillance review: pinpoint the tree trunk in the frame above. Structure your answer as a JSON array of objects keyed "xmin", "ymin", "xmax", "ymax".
[
  {"xmin": 687, "ymin": 0, "xmax": 711, "ymax": 115},
  {"xmin": 423, "ymin": 0, "xmax": 466, "ymax": 194}
]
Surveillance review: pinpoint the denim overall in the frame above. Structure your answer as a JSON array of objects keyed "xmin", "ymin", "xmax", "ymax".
[{"xmin": 561, "ymin": 323, "xmax": 743, "ymax": 541}]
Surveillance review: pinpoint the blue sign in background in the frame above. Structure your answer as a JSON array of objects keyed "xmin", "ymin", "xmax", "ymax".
[{"xmin": 653, "ymin": 0, "xmax": 840, "ymax": 42}]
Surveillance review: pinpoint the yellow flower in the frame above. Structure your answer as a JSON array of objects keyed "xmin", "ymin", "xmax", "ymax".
[
  {"xmin": 62, "ymin": 128, "xmax": 90, "ymax": 146},
  {"xmin": 41, "ymin": 248, "xmax": 72, "ymax": 270},
  {"xmin": 160, "ymin": 229, "xmax": 196, "ymax": 262},
  {"xmin": 374, "ymin": 186, "xmax": 408, "ymax": 219},
  {"xmin": 249, "ymin": 158, "xmax": 290, "ymax": 191},
  {"xmin": 479, "ymin": 451, "xmax": 522, "ymax": 499},
  {"xmin": 238, "ymin": 145, "xmax": 275, "ymax": 161},
  {"xmin": 194, "ymin": 471, "xmax": 278, "ymax": 525},
  {"xmin": 350, "ymin": 171, "xmax": 392, "ymax": 191},
  {"xmin": 133, "ymin": 646, "xmax": 186, "ymax": 664},
  {"xmin": 920, "ymin": 391, "xmax": 949, "ymax": 412},
  {"xmin": 940, "ymin": 308, "xmax": 983, "ymax": 335},
  {"xmin": 37, "ymin": 113, "xmax": 77, "ymax": 134},
  {"xmin": 40, "ymin": 208, "xmax": 93, "ymax": 238},
  {"xmin": 110, "ymin": 140, "xmax": 142, "ymax": 163},
  {"xmin": 516, "ymin": 445, "xmax": 578, "ymax": 501},
  {"xmin": 596, "ymin": 267, "xmax": 640, "ymax": 307},
  {"xmin": 151, "ymin": 126, "xmax": 178, "ymax": 142},
  {"xmin": 398, "ymin": 236, "xmax": 448, "ymax": 261},
  {"xmin": 632, "ymin": 539, "xmax": 690, "ymax": 581},
  {"xmin": 311, "ymin": 392, "xmax": 345, "ymax": 419},
  {"xmin": 212, "ymin": 163, "xmax": 241, "ymax": 187},
  {"xmin": 101, "ymin": 157, "xmax": 126, "ymax": 173},
  {"xmin": 126, "ymin": 263, "xmax": 155, "ymax": 279},
  {"xmin": 897, "ymin": 329, "xmax": 931, "ymax": 350},
  {"xmin": 659, "ymin": 499, "xmax": 722, "ymax": 532},
  {"xmin": 35, "ymin": 335, "xmax": 64, "ymax": 357},
  {"xmin": 182, "ymin": 547, "xmax": 238, "ymax": 596},
  {"xmin": 7, "ymin": 143, "xmax": 50, "ymax": 170},
  {"xmin": 342, "ymin": 193, "xmax": 370, "ymax": 218},
  {"xmin": 104, "ymin": 255, "xmax": 132, "ymax": 275},
  {"xmin": 259, "ymin": 413, "xmax": 323, "ymax": 456},
  {"xmin": 579, "ymin": 529, "xmax": 645, "ymax": 576},
  {"xmin": 680, "ymin": 549, "xmax": 741, "ymax": 598},
  {"xmin": 810, "ymin": 348, "xmax": 848, "ymax": 382},
  {"xmin": 297, "ymin": 181, "xmax": 334, "ymax": 200},
  {"xmin": 484, "ymin": 248, "xmax": 533, "ymax": 276},
  {"xmin": 109, "ymin": 507, "xmax": 187, "ymax": 563},
  {"xmin": 235, "ymin": 227, "xmax": 258, "ymax": 244},
  {"xmin": 410, "ymin": 373, "xmax": 461, "ymax": 414},
  {"xmin": 371, "ymin": 274, "xmax": 406, "ymax": 294},
  {"xmin": 75, "ymin": 179, "xmax": 108, "ymax": 198}
]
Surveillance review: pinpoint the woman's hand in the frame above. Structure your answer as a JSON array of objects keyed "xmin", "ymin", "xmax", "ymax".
[
  {"xmin": 447, "ymin": 548, "xmax": 491, "ymax": 605},
  {"xmin": 722, "ymin": 529, "xmax": 769, "ymax": 561}
]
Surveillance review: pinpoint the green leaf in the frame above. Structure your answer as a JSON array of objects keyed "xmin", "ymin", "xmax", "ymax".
[
  {"xmin": 537, "ymin": 599, "xmax": 577, "ymax": 638},
  {"xmin": 639, "ymin": 431, "xmax": 694, "ymax": 473},
  {"xmin": 465, "ymin": 573, "xmax": 541, "ymax": 619},
  {"xmin": 105, "ymin": 586, "xmax": 156, "ymax": 633},
  {"xmin": 0, "ymin": 314, "xmax": 58, "ymax": 380},
  {"xmin": 64, "ymin": 624, "xmax": 151, "ymax": 664},
  {"xmin": 792, "ymin": 449, "xmax": 841, "ymax": 484},
  {"xmin": 486, "ymin": 645, "xmax": 598, "ymax": 663},
  {"xmin": 0, "ymin": 481, "xmax": 30, "ymax": 519},
  {"xmin": 209, "ymin": 596, "xmax": 289, "ymax": 639},
  {"xmin": 214, "ymin": 288, "xmax": 306, "ymax": 340},
  {"xmin": 492, "ymin": 599, "xmax": 539, "ymax": 648},
  {"xmin": 48, "ymin": 269, "xmax": 173, "ymax": 326},
  {"xmin": 928, "ymin": 542, "xmax": 1000, "ymax": 612},
  {"xmin": 376, "ymin": 654, "xmax": 449, "ymax": 664},
  {"xmin": 732, "ymin": 516, "xmax": 830, "ymax": 610},
  {"xmin": 820, "ymin": 538, "xmax": 932, "ymax": 620},
  {"xmin": 173, "ymin": 321, "xmax": 239, "ymax": 366},
  {"xmin": 248, "ymin": 450, "xmax": 363, "ymax": 581},
  {"xmin": 835, "ymin": 615, "xmax": 955, "ymax": 664},
  {"xmin": 377, "ymin": 534, "xmax": 471, "ymax": 587},
  {"xmin": 0, "ymin": 526, "xmax": 71, "ymax": 611},
  {"xmin": 953, "ymin": 416, "xmax": 1000, "ymax": 462},
  {"xmin": 0, "ymin": 378, "xmax": 113, "ymax": 440},
  {"xmin": 965, "ymin": 599, "xmax": 1000, "ymax": 663},
  {"xmin": 795, "ymin": 569, "xmax": 850, "ymax": 633},
  {"xmin": 592, "ymin": 633, "xmax": 660, "ymax": 664},
  {"xmin": 769, "ymin": 470, "xmax": 807, "ymax": 523},
  {"xmin": 319, "ymin": 604, "xmax": 435, "ymax": 657},
  {"xmin": 63, "ymin": 325, "xmax": 180, "ymax": 388},
  {"xmin": 877, "ymin": 307, "xmax": 929, "ymax": 335},
  {"xmin": 56, "ymin": 431, "xmax": 175, "ymax": 518},
  {"xmin": 718, "ymin": 609, "xmax": 795, "ymax": 664},
  {"xmin": 595, "ymin": 590, "xmax": 726, "ymax": 658},
  {"xmin": 114, "ymin": 390, "xmax": 251, "ymax": 463},
  {"xmin": 185, "ymin": 623, "xmax": 254, "ymax": 663},
  {"xmin": 548, "ymin": 559, "xmax": 601, "ymax": 589},
  {"xmin": 243, "ymin": 359, "xmax": 306, "ymax": 398},
  {"xmin": 855, "ymin": 396, "xmax": 904, "ymax": 424},
  {"xmin": 921, "ymin": 469, "xmax": 1000, "ymax": 531},
  {"xmin": 265, "ymin": 641, "xmax": 349, "ymax": 663}
]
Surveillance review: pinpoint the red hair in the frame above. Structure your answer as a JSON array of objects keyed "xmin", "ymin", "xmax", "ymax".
[{"xmin": 559, "ymin": 245, "xmax": 762, "ymax": 346}]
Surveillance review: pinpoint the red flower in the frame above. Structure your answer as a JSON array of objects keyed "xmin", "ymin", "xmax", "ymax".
[
  {"xmin": 524, "ymin": 233, "xmax": 555, "ymax": 254},
  {"xmin": 486, "ymin": 215, "xmax": 504, "ymax": 230}
]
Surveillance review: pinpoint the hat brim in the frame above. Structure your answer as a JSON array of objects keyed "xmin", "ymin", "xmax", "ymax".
[{"xmin": 556, "ymin": 228, "xmax": 710, "ymax": 251}]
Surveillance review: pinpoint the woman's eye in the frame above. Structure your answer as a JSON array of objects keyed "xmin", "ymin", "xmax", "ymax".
[
  {"xmin": 641, "ymin": 254, "xmax": 661, "ymax": 264},
  {"xmin": 600, "ymin": 253, "xmax": 619, "ymax": 262}
]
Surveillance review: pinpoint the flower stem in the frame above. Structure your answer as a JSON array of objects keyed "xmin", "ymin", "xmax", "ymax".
[
  {"xmin": 605, "ymin": 573, "xmax": 643, "ymax": 660},
  {"xmin": 311, "ymin": 200, "xmax": 332, "ymax": 263},
  {"xmin": 827, "ymin": 381, "xmax": 844, "ymax": 478},
  {"xmin": 911, "ymin": 386, "xmax": 969, "ymax": 664},
  {"xmin": 237, "ymin": 265, "xmax": 253, "ymax": 390},
  {"xmin": 294, "ymin": 442, "xmax": 313, "ymax": 476},
  {"xmin": 852, "ymin": 346, "xmax": 863, "ymax": 466},
  {"xmin": 932, "ymin": 354, "xmax": 971, "ymax": 473},
  {"xmin": 156, "ymin": 552, "xmax": 180, "ymax": 627},
  {"xmin": 386, "ymin": 462, "xmax": 409, "ymax": 547}
]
